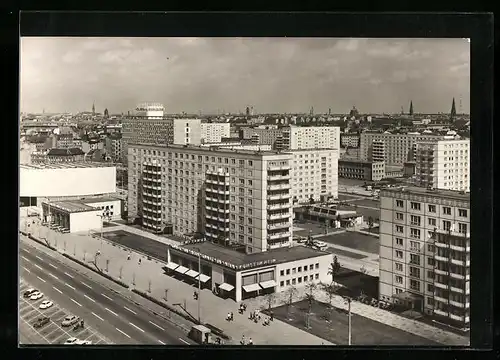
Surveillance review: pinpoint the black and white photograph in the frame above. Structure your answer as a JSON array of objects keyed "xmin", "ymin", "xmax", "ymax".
[{"xmin": 19, "ymin": 34, "xmax": 474, "ymax": 347}]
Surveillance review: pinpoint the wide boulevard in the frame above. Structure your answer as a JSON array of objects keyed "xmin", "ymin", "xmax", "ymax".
[{"xmin": 19, "ymin": 240, "xmax": 195, "ymax": 345}]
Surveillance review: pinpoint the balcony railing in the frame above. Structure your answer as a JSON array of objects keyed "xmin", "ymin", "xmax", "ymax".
[
  {"xmin": 450, "ymin": 286, "xmax": 464, "ymax": 294},
  {"xmin": 267, "ymin": 203, "xmax": 289, "ymax": 210},
  {"xmin": 435, "ymin": 228, "xmax": 470, "ymax": 238},
  {"xmin": 268, "ymin": 175, "xmax": 291, "ymax": 181},
  {"xmin": 267, "ymin": 222, "xmax": 289, "ymax": 230},
  {"xmin": 268, "ymin": 165, "xmax": 290, "ymax": 171},
  {"xmin": 434, "ymin": 282, "xmax": 448, "ymax": 289},
  {"xmin": 267, "ymin": 193, "xmax": 290, "ymax": 201},
  {"xmin": 267, "ymin": 183, "xmax": 291, "ymax": 191},
  {"xmin": 268, "ymin": 213, "xmax": 290, "ymax": 221},
  {"xmin": 434, "ymin": 268, "xmax": 448, "ymax": 276},
  {"xmin": 434, "ymin": 309, "xmax": 448, "ymax": 317},
  {"xmin": 268, "ymin": 232, "xmax": 291, "ymax": 240},
  {"xmin": 435, "ymin": 255, "xmax": 448, "ymax": 262},
  {"xmin": 434, "ymin": 296, "xmax": 448, "ymax": 304}
]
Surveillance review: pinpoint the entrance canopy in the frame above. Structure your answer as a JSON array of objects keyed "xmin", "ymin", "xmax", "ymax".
[
  {"xmin": 242, "ymin": 283, "xmax": 261, "ymax": 292},
  {"xmin": 185, "ymin": 269, "xmax": 199, "ymax": 278},
  {"xmin": 166, "ymin": 262, "xmax": 178, "ymax": 270},
  {"xmin": 259, "ymin": 280, "xmax": 277, "ymax": 289},
  {"xmin": 175, "ymin": 265, "xmax": 189, "ymax": 274},
  {"xmin": 219, "ymin": 283, "xmax": 234, "ymax": 291},
  {"xmin": 196, "ymin": 274, "xmax": 211, "ymax": 283}
]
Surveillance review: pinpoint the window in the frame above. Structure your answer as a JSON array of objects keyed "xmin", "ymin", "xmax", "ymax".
[
  {"xmin": 395, "ymin": 238, "xmax": 403, "ymax": 246},
  {"xmin": 427, "ymin": 270, "xmax": 434, "ymax": 279},
  {"xmin": 292, "ymin": 268, "xmax": 296, "ymax": 274},
  {"xmin": 396, "ymin": 213, "xmax": 404, "ymax": 220},
  {"xmin": 395, "ymin": 263, "xmax": 403, "ymax": 271},
  {"xmin": 427, "ymin": 257, "xmax": 435, "ymax": 266},
  {"xmin": 297, "ymin": 277, "xmax": 302, "ymax": 284},
  {"xmin": 309, "ymin": 275, "xmax": 314, "ymax": 281},
  {"xmin": 409, "ymin": 266, "xmax": 420, "ymax": 278},
  {"xmin": 410, "ymin": 202, "xmax": 421, "ymax": 210},
  {"xmin": 396, "ymin": 200, "xmax": 404, "ymax": 208},
  {"xmin": 298, "ymin": 266, "xmax": 302, "ymax": 272},
  {"xmin": 396, "ymin": 225, "xmax": 404, "ymax": 233},
  {"xmin": 309, "ymin": 264, "xmax": 314, "ymax": 271},
  {"xmin": 410, "ymin": 254, "xmax": 420, "ymax": 265},
  {"xmin": 428, "ymin": 205, "xmax": 436, "ymax": 213},
  {"xmin": 286, "ymin": 280, "xmax": 290, "ymax": 285},
  {"xmin": 427, "ymin": 244, "xmax": 435, "ymax": 252},
  {"xmin": 458, "ymin": 209, "xmax": 468, "ymax": 217},
  {"xmin": 428, "ymin": 218, "xmax": 436, "ymax": 226},
  {"xmin": 410, "ymin": 228, "xmax": 421, "ymax": 239},
  {"xmin": 409, "ymin": 279, "xmax": 420, "ymax": 291},
  {"xmin": 443, "ymin": 220, "xmax": 451, "ymax": 231},
  {"xmin": 395, "ymin": 276, "xmax": 403, "ymax": 284},
  {"xmin": 395, "ymin": 250, "xmax": 403, "ymax": 258},
  {"xmin": 459, "ymin": 223, "xmax": 468, "ymax": 234},
  {"xmin": 410, "ymin": 215, "xmax": 421, "ymax": 226},
  {"xmin": 315, "ymin": 263, "xmax": 319, "ymax": 269},
  {"xmin": 286, "ymin": 269, "xmax": 290, "ymax": 275},
  {"xmin": 315, "ymin": 274, "xmax": 319, "ymax": 280},
  {"xmin": 280, "ymin": 270, "xmax": 284, "ymax": 276},
  {"xmin": 292, "ymin": 279, "xmax": 296, "ymax": 285},
  {"xmin": 280, "ymin": 281, "xmax": 284, "ymax": 287},
  {"xmin": 427, "ymin": 284, "xmax": 434, "ymax": 292},
  {"xmin": 427, "ymin": 297, "xmax": 434, "ymax": 306},
  {"xmin": 443, "ymin": 206, "xmax": 452, "ymax": 215}
]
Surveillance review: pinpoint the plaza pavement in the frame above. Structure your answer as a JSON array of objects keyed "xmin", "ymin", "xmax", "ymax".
[{"xmin": 22, "ymin": 218, "xmax": 469, "ymax": 346}]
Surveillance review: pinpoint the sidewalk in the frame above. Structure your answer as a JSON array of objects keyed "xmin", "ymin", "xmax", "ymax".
[{"xmin": 24, "ymin": 220, "xmax": 469, "ymax": 346}]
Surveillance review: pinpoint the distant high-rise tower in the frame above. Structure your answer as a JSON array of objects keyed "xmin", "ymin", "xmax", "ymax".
[
  {"xmin": 409, "ymin": 101, "xmax": 414, "ymax": 116},
  {"xmin": 401, "ymin": 106, "xmax": 404, "ymax": 115},
  {"xmin": 246, "ymin": 106, "xmax": 250, "ymax": 116},
  {"xmin": 104, "ymin": 108, "xmax": 109, "ymax": 118},
  {"xmin": 92, "ymin": 102, "xmax": 95, "ymax": 116},
  {"xmin": 310, "ymin": 107, "xmax": 314, "ymax": 115},
  {"xmin": 450, "ymin": 97, "xmax": 457, "ymax": 120},
  {"xmin": 328, "ymin": 108, "xmax": 331, "ymax": 116}
]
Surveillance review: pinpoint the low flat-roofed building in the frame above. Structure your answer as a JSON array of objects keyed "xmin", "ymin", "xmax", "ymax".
[
  {"xmin": 339, "ymin": 159, "xmax": 385, "ymax": 182},
  {"xmin": 166, "ymin": 239, "xmax": 332, "ymax": 302},
  {"xmin": 293, "ymin": 204, "xmax": 364, "ymax": 228}
]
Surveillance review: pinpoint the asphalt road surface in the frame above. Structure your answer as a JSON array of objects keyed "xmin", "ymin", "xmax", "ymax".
[
  {"xmin": 104, "ymin": 230, "xmax": 169, "ymax": 261},
  {"xmin": 20, "ymin": 242, "xmax": 194, "ymax": 345},
  {"xmin": 320, "ymin": 232, "xmax": 379, "ymax": 255}
]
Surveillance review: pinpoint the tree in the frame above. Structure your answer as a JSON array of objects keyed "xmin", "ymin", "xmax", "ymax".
[
  {"xmin": 328, "ymin": 256, "xmax": 341, "ymax": 285},
  {"xmin": 309, "ymin": 196, "xmax": 315, "ymax": 204},
  {"xmin": 265, "ymin": 293, "xmax": 276, "ymax": 310},
  {"xmin": 367, "ymin": 216, "xmax": 374, "ymax": 233},
  {"xmin": 305, "ymin": 282, "xmax": 317, "ymax": 314},
  {"xmin": 285, "ymin": 285, "xmax": 298, "ymax": 317},
  {"xmin": 321, "ymin": 282, "xmax": 337, "ymax": 322}
]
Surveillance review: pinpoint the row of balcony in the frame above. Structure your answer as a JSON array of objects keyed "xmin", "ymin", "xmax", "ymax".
[
  {"xmin": 268, "ymin": 193, "xmax": 290, "ymax": 201},
  {"xmin": 433, "ymin": 282, "xmax": 468, "ymax": 295},
  {"xmin": 267, "ymin": 222, "xmax": 290, "ymax": 231},
  {"xmin": 143, "ymin": 184, "xmax": 162, "ymax": 191},
  {"xmin": 143, "ymin": 214, "xmax": 161, "ymax": 221},
  {"xmin": 268, "ymin": 231, "xmax": 291, "ymax": 240},
  {"xmin": 435, "ymin": 241, "xmax": 470, "ymax": 252},
  {"xmin": 143, "ymin": 192, "xmax": 162, "ymax": 198},
  {"xmin": 143, "ymin": 168, "xmax": 161, "ymax": 175},
  {"xmin": 205, "ymin": 205, "xmax": 230, "ymax": 213},
  {"xmin": 267, "ymin": 183, "xmax": 291, "ymax": 191},
  {"xmin": 268, "ymin": 213, "xmax": 290, "ymax": 221},
  {"xmin": 143, "ymin": 199, "xmax": 162, "ymax": 205},
  {"xmin": 206, "ymin": 223, "xmax": 230, "ymax": 232},
  {"xmin": 143, "ymin": 207, "xmax": 161, "ymax": 214},
  {"xmin": 268, "ymin": 174, "xmax": 291, "ymax": 181},
  {"xmin": 205, "ymin": 196, "xmax": 230, "ymax": 204},
  {"xmin": 206, "ymin": 188, "xmax": 230, "ymax": 195},
  {"xmin": 434, "ymin": 268, "xmax": 470, "ymax": 280},
  {"xmin": 268, "ymin": 165, "xmax": 290, "ymax": 171},
  {"xmin": 267, "ymin": 202, "xmax": 289, "ymax": 210},
  {"xmin": 205, "ymin": 231, "xmax": 229, "ymax": 242},
  {"xmin": 205, "ymin": 178, "xmax": 230, "ymax": 186},
  {"xmin": 205, "ymin": 214, "xmax": 230, "ymax": 223},
  {"xmin": 433, "ymin": 297, "xmax": 470, "ymax": 309},
  {"xmin": 434, "ymin": 255, "xmax": 470, "ymax": 267},
  {"xmin": 433, "ymin": 309, "xmax": 469, "ymax": 323}
]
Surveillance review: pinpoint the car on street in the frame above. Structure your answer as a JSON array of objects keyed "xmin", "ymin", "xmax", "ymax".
[
  {"xmin": 76, "ymin": 340, "xmax": 92, "ymax": 345},
  {"xmin": 313, "ymin": 241, "xmax": 328, "ymax": 250},
  {"xmin": 23, "ymin": 288, "xmax": 38, "ymax": 298},
  {"xmin": 30, "ymin": 291, "xmax": 44, "ymax": 300},
  {"xmin": 61, "ymin": 315, "xmax": 80, "ymax": 327},
  {"xmin": 64, "ymin": 337, "xmax": 79, "ymax": 345},
  {"xmin": 33, "ymin": 317, "xmax": 50, "ymax": 329},
  {"xmin": 39, "ymin": 300, "xmax": 53, "ymax": 309}
]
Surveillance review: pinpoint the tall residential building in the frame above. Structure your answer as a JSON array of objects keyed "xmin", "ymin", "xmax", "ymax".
[
  {"xmin": 200, "ymin": 123, "xmax": 231, "ymax": 143},
  {"xmin": 371, "ymin": 139, "xmax": 386, "ymax": 163},
  {"xmin": 127, "ymin": 144, "xmax": 293, "ymax": 253},
  {"xmin": 290, "ymin": 149, "xmax": 338, "ymax": 205},
  {"xmin": 379, "ymin": 187, "xmax": 470, "ymax": 328},
  {"xmin": 105, "ymin": 134, "xmax": 123, "ymax": 163},
  {"xmin": 360, "ymin": 132, "xmax": 445, "ymax": 166},
  {"xmin": 285, "ymin": 126, "xmax": 340, "ymax": 150},
  {"xmin": 340, "ymin": 133, "xmax": 360, "ymax": 148},
  {"xmin": 415, "ymin": 139, "xmax": 470, "ymax": 192},
  {"xmin": 240, "ymin": 126, "xmax": 285, "ymax": 147}
]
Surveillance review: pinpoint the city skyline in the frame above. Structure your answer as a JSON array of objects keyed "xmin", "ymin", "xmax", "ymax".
[{"xmin": 20, "ymin": 37, "xmax": 470, "ymax": 115}]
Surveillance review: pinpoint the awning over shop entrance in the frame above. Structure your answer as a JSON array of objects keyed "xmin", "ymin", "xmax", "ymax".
[
  {"xmin": 259, "ymin": 280, "xmax": 277, "ymax": 289},
  {"xmin": 185, "ymin": 269, "xmax": 199, "ymax": 278},
  {"xmin": 166, "ymin": 262, "xmax": 179, "ymax": 270},
  {"xmin": 175, "ymin": 265, "xmax": 189, "ymax": 274},
  {"xmin": 219, "ymin": 283, "xmax": 235, "ymax": 291},
  {"xmin": 242, "ymin": 283, "xmax": 261, "ymax": 292},
  {"xmin": 196, "ymin": 274, "xmax": 211, "ymax": 283}
]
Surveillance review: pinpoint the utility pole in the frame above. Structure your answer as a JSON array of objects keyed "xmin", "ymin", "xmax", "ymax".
[
  {"xmin": 345, "ymin": 297, "xmax": 352, "ymax": 345},
  {"xmin": 193, "ymin": 247, "xmax": 202, "ymax": 323}
]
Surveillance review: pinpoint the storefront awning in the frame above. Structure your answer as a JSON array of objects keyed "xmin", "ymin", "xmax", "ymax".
[
  {"xmin": 196, "ymin": 274, "xmax": 211, "ymax": 283},
  {"xmin": 185, "ymin": 269, "xmax": 199, "ymax": 278},
  {"xmin": 166, "ymin": 262, "xmax": 179, "ymax": 270},
  {"xmin": 219, "ymin": 283, "xmax": 235, "ymax": 291},
  {"xmin": 242, "ymin": 283, "xmax": 261, "ymax": 292},
  {"xmin": 259, "ymin": 280, "xmax": 277, "ymax": 289},
  {"xmin": 175, "ymin": 265, "xmax": 189, "ymax": 274}
]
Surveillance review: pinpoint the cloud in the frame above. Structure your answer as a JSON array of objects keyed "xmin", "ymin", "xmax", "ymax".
[
  {"xmin": 97, "ymin": 48, "xmax": 157, "ymax": 64},
  {"xmin": 62, "ymin": 50, "xmax": 83, "ymax": 63},
  {"xmin": 336, "ymin": 39, "xmax": 361, "ymax": 51},
  {"xmin": 366, "ymin": 44, "xmax": 405, "ymax": 58},
  {"xmin": 449, "ymin": 63, "xmax": 469, "ymax": 72}
]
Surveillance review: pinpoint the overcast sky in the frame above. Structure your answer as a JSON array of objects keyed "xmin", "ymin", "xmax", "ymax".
[{"xmin": 20, "ymin": 37, "xmax": 470, "ymax": 115}]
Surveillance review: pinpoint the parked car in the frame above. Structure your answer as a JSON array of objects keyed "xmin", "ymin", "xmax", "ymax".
[
  {"xmin": 64, "ymin": 337, "xmax": 79, "ymax": 345},
  {"xmin": 33, "ymin": 317, "xmax": 50, "ymax": 329},
  {"xmin": 30, "ymin": 291, "xmax": 44, "ymax": 300},
  {"xmin": 61, "ymin": 315, "xmax": 80, "ymax": 327},
  {"xmin": 40, "ymin": 300, "xmax": 53, "ymax": 309},
  {"xmin": 23, "ymin": 288, "xmax": 38, "ymax": 298},
  {"xmin": 76, "ymin": 340, "xmax": 92, "ymax": 345}
]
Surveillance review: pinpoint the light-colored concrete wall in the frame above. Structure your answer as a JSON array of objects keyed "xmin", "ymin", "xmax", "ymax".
[{"xmin": 69, "ymin": 210, "xmax": 102, "ymax": 233}]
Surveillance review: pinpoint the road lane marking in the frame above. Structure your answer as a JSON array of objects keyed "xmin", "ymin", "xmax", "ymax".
[
  {"xmin": 149, "ymin": 321, "xmax": 164, "ymax": 331},
  {"xmin": 70, "ymin": 298, "xmax": 82, "ymax": 307},
  {"xmin": 23, "ymin": 249, "xmax": 30, "ymax": 253},
  {"xmin": 64, "ymin": 272, "xmax": 74, "ymax": 279},
  {"xmin": 158, "ymin": 340, "xmax": 166, "ymax": 345},
  {"xmin": 116, "ymin": 328, "xmax": 131, "ymax": 338},
  {"xmin": 64, "ymin": 283, "xmax": 75, "ymax": 290},
  {"xmin": 22, "ymin": 266, "xmax": 30, "ymax": 273},
  {"xmin": 36, "ymin": 255, "xmax": 43, "ymax": 260},
  {"xmin": 105, "ymin": 308, "xmax": 118, "ymax": 316},
  {"xmin": 102, "ymin": 294, "xmax": 113, "ymax": 301},
  {"xmin": 37, "ymin": 276, "xmax": 46, "ymax": 283},
  {"xmin": 81, "ymin": 282, "xmax": 92, "ymax": 289},
  {"xmin": 92, "ymin": 312, "xmax": 104, "ymax": 321},
  {"xmin": 53, "ymin": 286, "xmax": 63, "ymax": 294},
  {"xmin": 34, "ymin": 264, "xmax": 43, "ymax": 270},
  {"xmin": 84, "ymin": 295, "xmax": 95, "ymax": 303},
  {"xmin": 21, "ymin": 255, "xmax": 29, "ymax": 261},
  {"xmin": 49, "ymin": 263, "xmax": 57, "ymax": 269},
  {"xmin": 129, "ymin": 322, "xmax": 145, "ymax": 333},
  {"xmin": 49, "ymin": 273, "xmax": 59, "ymax": 280},
  {"xmin": 123, "ymin": 306, "xmax": 136, "ymax": 315},
  {"xmin": 179, "ymin": 338, "xmax": 190, "ymax": 344}
]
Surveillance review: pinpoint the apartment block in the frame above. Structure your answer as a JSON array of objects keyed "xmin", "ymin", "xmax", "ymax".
[
  {"xmin": 127, "ymin": 144, "xmax": 294, "ymax": 253},
  {"xmin": 339, "ymin": 159, "xmax": 385, "ymax": 181},
  {"xmin": 200, "ymin": 123, "xmax": 231, "ymax": 144},
  {"xmin": 105, "ymin": 134, "xmax": 123, "ymax": 163},
  {"xmin": 415, "ymin": 139, "xmax": 470, "ymax": 192},
  {"xmin": 360, "ymin": 132, "xmax": 445, "ymax": 166},
  {"xmin": 239, "ymin": 126, "xmax": 285, "ymax": 146},
  {"xmin": 340, "ymin": 133, "xmax": 360, "ymax": 148},
  {"xmin": 285, "ymin": 126, "xmax": 340, "ymax": 150},
  {"xmin": 290, "ymin": 149, "xmax": 339, "ymax": 205},
  {"xmin": 379, "ymin": 186, "xmax": 470, "ymax": 328}
]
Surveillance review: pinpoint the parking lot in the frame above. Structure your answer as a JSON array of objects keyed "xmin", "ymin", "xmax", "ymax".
[{"xmin": 19, "ymin": 279, "xmax": 112, "ymax": 345}]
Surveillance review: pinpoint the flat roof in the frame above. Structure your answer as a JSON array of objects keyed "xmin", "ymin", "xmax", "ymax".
[
  {"xmin": 381, "ymin": 186, "xmax": 470, "ymax": 202},
  {"xmin": 80, "ymin": 196, "xmax": 120, "ymax": 204},
  {"xmin": 128, "ymin": 143, "xmax": 292, "ymax": 157},
  {"xmin": 339, "ymin": 159, "xmax": 383, "ymax": 165},
  {"xmin": 20, "ymin": 162, "xmax": 116, "ymax": 170},
  {"xmin": 42, "ymin": 200, "xmax": 97, "ymax": 213},
  {"xmin": 173, "ymin": 241, "xmax": 329, "ymax": 270}
]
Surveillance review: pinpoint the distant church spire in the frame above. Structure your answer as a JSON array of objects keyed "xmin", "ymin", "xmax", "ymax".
[
  {"xmin": 409, "ymin": 101, "xmax": 414, "ymax": 116},
  {"xmin": 450, "ymin": 97, "xmax": 456, "ymax": 120},
  {"xmin": 92, "ymin": 102, "xmax": 95, "ymax": 116}
]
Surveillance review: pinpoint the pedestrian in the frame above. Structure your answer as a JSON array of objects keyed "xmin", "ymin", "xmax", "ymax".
[
  {"xmin": 127, "ymin": 254, "xmax": 131, "ymax": 260},
  {"xmin": 230, "ymin": 312, "xmax": 234, "ymax": 321},
  {"xmin": 270, "ymin": 311, "xmax": 274, "ymax": 321},
  {"xmin": 248, "ymin": 338, "xmax": 253, "ymax": 345},
  {"xmin": 226, "ymin": 312, "xmax": 231, "ymax": 321},
  {"xmin": 138, "ymin": 258, "xmax": 141, "ymax": 265},
  {"xmin": 241, "ymin": 335, "xmax": 246, "ymax": 345}
]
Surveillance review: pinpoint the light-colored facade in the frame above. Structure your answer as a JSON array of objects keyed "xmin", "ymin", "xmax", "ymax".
[
  {"xmin": 379, "ymin": 187, "xmax": 470, "ymax": 328},
  {"xmin": 133, "ymin": 102, "xmax": 165, "ymax": 118},
  {"xmin": 128, "ymin": 144, "xmax": 294, "ymax": 253},
  {"xmin": 286, "ymin": 126, "xmax": 341, "ymax": 150},
  {"xmin": 415, "ymin": 139, "xmax": 470, "ymax": 192},
  {"xmin": 339, "ymin": 159, "xmax": 385, "ymax": 181},
  {"xmin": 290, "ymin": 149, "xmax": 339, "ymax": 204},
  {"xmin": 360, "ymin": 132, "xmax": 445, "ymax": 166},
  {"xmin": 172, "ymin": 119, "xmax": 202, "ymax": 145},
  {"xmin": 240, "ymin": 126, "xmax": 286, "ymax": 146},
  {"xmin": 340, "ymin": 133, "xmax": 360, "ymax": 148},
  {"xmin": 200, "ymin": 123, "xmax": 230, "ymax": 143},
  {"xmin": 105, "ymin": 135, "xmax": 123, "ymax": 163}
]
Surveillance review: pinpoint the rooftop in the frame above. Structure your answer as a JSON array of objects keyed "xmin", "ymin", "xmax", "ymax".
[
  {"xmin": 80, "ymin": 196, "xmax": 120, "ymax": 204},
  {"xmin": 47, "ymin": 148, "xmax": 85, "ymax": 156},
  {"xmin": 20, "ymin": 162, "xmax": 116, "ymax": 170},
  {"xmin": 42, "ymin": 200, "xmax": 96, "ymax": 213},
  {"xmin": 174, "ymin": 241, "xmax": 330, "ymax": 270},
  {"xmin": 339, "ymin": 159, "xmax": 383, "ymax": 164},
  {"xmin": 381, "ymin": 186, "xmax": 470, "ymax": 202},
  {"xmin": 129, "ymin": 143, "xmax": 292, "ymax": 157}
]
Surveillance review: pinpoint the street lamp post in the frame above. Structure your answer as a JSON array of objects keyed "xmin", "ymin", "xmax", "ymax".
[
  {"xmin": 344, "ymin": 297, "xmax": 352, "ymax": 345},
  {"xmin": 193, "ymin": 247, "xmax": 202, "ymax": 323}
]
